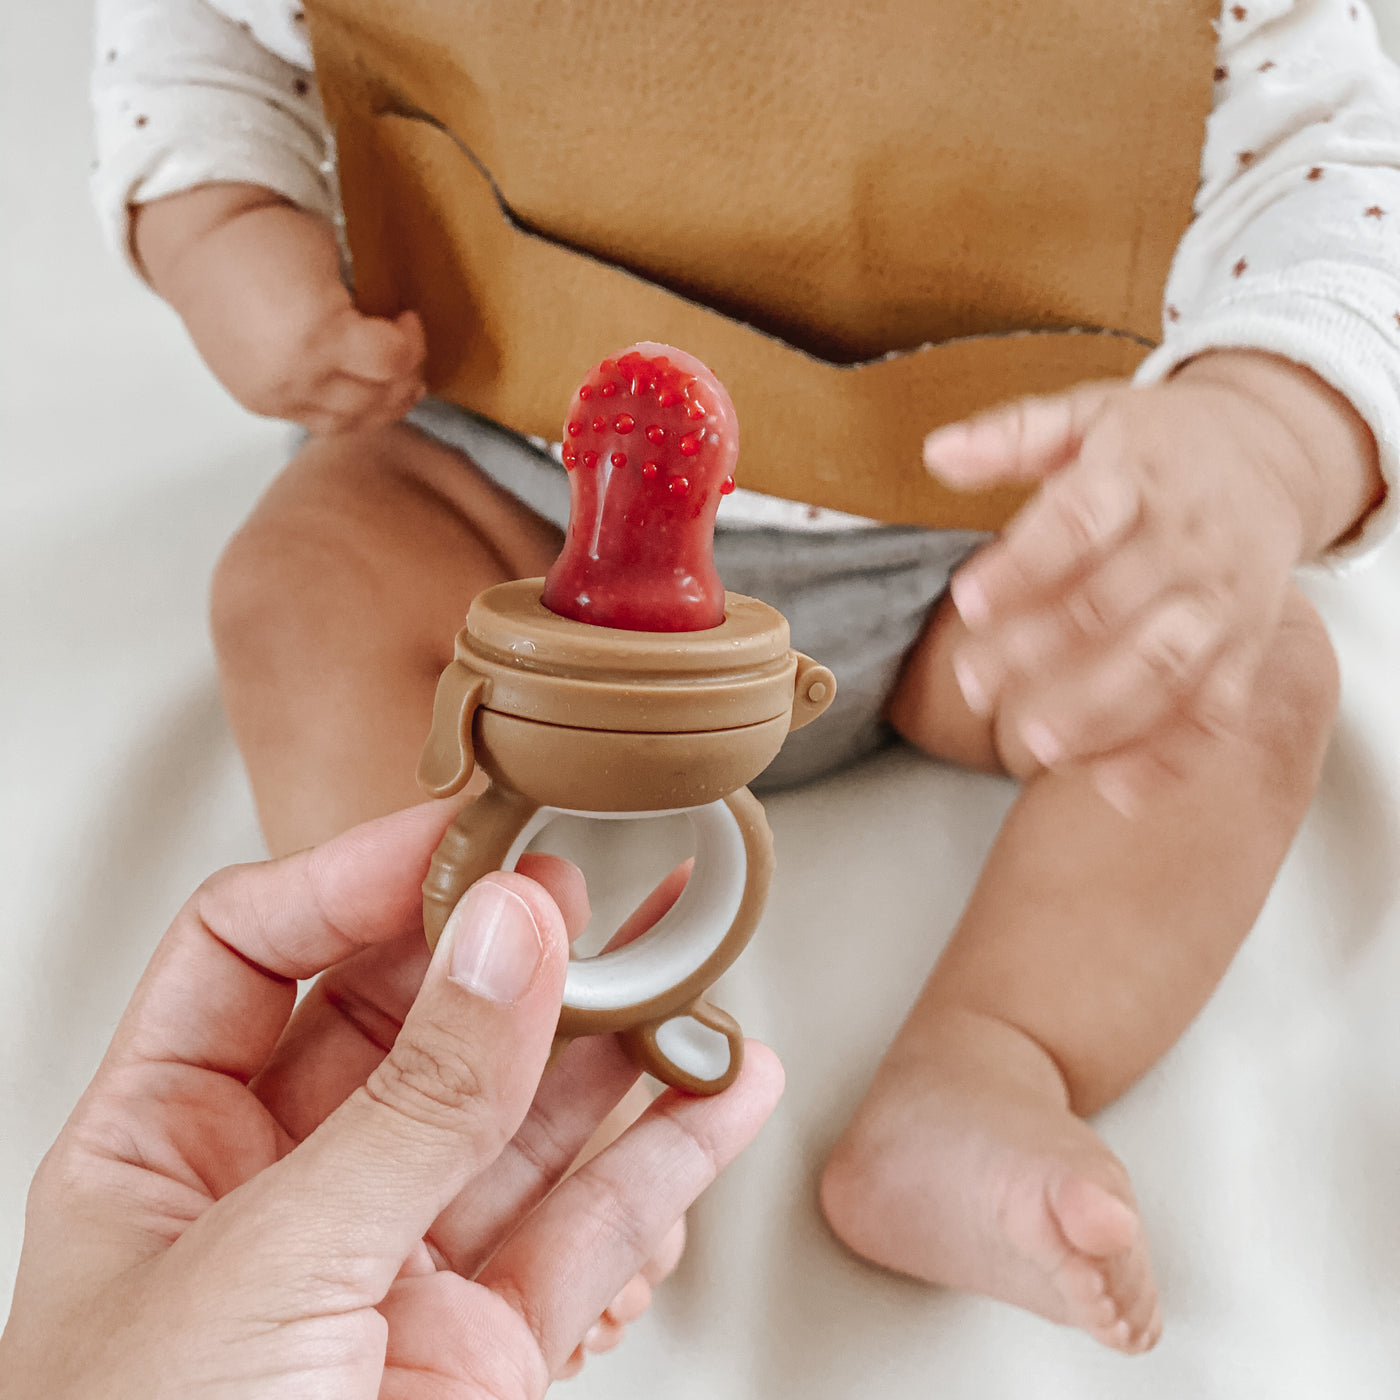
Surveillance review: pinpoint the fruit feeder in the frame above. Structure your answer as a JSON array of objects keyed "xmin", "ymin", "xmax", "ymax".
[{"xmin": 417, "ymin": 344, "xmax": 835, "ymax": 1093}]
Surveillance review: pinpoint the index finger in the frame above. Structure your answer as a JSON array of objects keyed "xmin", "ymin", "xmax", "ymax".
[
  {"xmin": 105, "ymin": 802, "xmax": 457, "ymax": 1085},
  {"xmin": 953, "ymin": 424, "xmax": 1142, "ymax": 629}
]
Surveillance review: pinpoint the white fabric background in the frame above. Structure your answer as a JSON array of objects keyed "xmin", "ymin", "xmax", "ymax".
[{"xmin": 3, "ymin": 4, "xmax": 1400, "ymax": 1394}]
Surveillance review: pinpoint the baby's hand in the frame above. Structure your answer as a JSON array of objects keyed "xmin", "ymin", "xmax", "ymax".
[
  {"xmin": 134, "ymin": 183, "xmax": 426, "ymax": 435},
  {"xmin": 925, "ymin": 351, "xmax": 1382, "ymax": 812}
]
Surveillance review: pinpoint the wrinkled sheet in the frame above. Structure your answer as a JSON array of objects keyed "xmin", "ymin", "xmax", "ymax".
[{"xmin": 4, "ymin": 4, "xmax": 1399, "ymax": 1393}]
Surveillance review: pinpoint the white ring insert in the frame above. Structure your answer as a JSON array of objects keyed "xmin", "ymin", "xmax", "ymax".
[{"xmin": 502, "ymin": 801, "xmax": 748, "ymax": 1013}]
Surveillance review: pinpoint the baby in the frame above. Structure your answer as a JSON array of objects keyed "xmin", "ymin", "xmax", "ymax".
[{"xmin": 93, "ymin": 0, "xmax": 1398, "ymax": 1360}]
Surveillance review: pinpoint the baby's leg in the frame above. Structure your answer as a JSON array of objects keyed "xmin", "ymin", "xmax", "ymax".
[
  {"xmin": 820, "ymin": 587, "xmax": 1338, "ymax": 1352},
  {"xmin": 212, "ymin": 422, "xmax": 562, "ymax": 854}
]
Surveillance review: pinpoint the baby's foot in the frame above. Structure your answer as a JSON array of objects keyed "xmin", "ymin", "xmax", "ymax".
[{"xmin": 820, "ymin": 1012, "xmax": 1161, "ymax": 1353}]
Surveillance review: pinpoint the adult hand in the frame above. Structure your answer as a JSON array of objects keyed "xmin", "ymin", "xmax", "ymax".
[
  {"xmin": 924, "ymin": 351, "xmax": 1381, "ymax": 812},
  {"xmin": 0, "ymin": 803, "xmax": 783, "ymax": 1398},
  {"xmin": 134, "ymin": 183, "xmax": 427, "ymax": 436}
]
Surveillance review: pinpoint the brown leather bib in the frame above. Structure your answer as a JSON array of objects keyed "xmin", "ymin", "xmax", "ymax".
[{"xmin": 306, "ymin": 1, "xmax": 1218, "ymax": 529}]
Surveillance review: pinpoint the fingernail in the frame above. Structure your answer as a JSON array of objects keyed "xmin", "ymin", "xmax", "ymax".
[
  {"xmin": 953, "ymin": 654, "xmax": 991, "ymax": 715},
  {"xmin": 444, "ymin": 881, "xmax": 543, "ymax": 1003},
  {"xmin": 1021, "ymin": 720, "xmax": 1063, "ymax": 768},
  {"xmin": 950, "ymin": 574, "xmax": 990, "ymax": 627},
  {"xmin": 584, "ymin": 1323, "xmax": 605, "ymax": 1350}
]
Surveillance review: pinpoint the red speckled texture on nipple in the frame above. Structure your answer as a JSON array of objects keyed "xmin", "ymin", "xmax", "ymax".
[{"xmin": 541, "ymin": 343, "xmax": 739, "ymax": 632}]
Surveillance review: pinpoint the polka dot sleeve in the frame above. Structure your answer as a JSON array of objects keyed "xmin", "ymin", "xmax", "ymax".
[
  {"xmin": 91, "ymin": 0, "xmax": 332, "ymax": 278},
  {"xmin": 1137, "ymin": 0, "xmax": 1400, "ymax": 566}
]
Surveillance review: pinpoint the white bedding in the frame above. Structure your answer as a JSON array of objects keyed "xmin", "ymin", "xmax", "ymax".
[{"xmin": 3, "ymin": 4, "xmax": 1400, "ymax": 1394}]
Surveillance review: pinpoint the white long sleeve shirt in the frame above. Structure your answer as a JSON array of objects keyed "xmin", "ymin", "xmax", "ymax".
[{"xmin": 91, "ymin": 0, "xmax": 1400, "ymax": 557}]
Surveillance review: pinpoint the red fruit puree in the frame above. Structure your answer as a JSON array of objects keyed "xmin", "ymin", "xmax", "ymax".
[{"xmin": 541, "ymin": 343, "xmax": 739, "ymax": 631}]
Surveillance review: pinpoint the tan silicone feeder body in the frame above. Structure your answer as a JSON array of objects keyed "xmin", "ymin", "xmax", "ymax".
[{"xmin": 417, "ymin": 578, "xmax": 834, "ymax": 1095}]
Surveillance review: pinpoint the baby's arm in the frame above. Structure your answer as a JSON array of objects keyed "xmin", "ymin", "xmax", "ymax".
[
  {"xmin": 92, "ymin": 0, "xmax": 424, "ymax": 433},
  {"xmin": 134, "ymin": 182, "xmax": 425, "ymax": 434},
  {"xmin": 925, "ymin": 0, "xmax": 1398, "ymax": 809}
]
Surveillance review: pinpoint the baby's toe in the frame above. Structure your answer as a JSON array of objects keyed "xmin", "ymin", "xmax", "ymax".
[
  {"xmin": 1096, "ymin": 1228, "xmax": 1157, "ymax": 1335},
  {"xmin": 1053, "ymin": 1257, "xmax": 1116, "ymax": 1330},
  {"xmin": 1137, "ymin": 1304, "xmax": 1164, "ymax": 1352},
  {"xmin": 1093, "ymin": 1317, "xmax": 1135, "ymax": 1353}
]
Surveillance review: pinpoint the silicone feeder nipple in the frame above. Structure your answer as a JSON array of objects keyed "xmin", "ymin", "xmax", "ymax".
[{"xmin": 542, "ymin": 343, "xmax": 739, "ymax": 631}]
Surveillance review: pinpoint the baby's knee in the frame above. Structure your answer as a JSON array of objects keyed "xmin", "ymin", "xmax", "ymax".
[
  {"xmin": 212, "ymin": 482, "xmax": 354, "ymax": 688},
  {"xmin": 211, "ymin": 433, "xmax": 428, "ymax": 688},
  {"xmin": 886, "ymin": 595, "xmax": 1006, "ymax": 773}
]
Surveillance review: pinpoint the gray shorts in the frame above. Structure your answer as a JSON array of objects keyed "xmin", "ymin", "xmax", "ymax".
[{"xmin": 409, "ymin": 400, "xmax": 987, "ymax": 790}]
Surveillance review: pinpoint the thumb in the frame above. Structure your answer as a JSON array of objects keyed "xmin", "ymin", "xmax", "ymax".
[
  {"xmin": 336, "ymin": 307, "xmax": 428, "ymax": 383},
  {"xmin": 221, "ymin": 872, "xmax": 569, "ymax": 1301},
  {"xmin": 923, "ymin": 381, "xmax": 1118, "ymax": 488}
]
